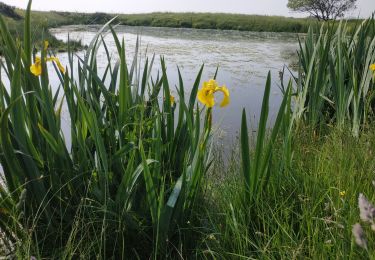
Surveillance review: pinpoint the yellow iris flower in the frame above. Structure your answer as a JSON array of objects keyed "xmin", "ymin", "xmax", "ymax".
[
  {"xmin": 30, "ymin": 41, "xmax": 65, "ymax": 76},
  {"xmin": 30, "ymin": 56, "xmax": 42, "ymax": 76},
  {"xmin": 340, "ymin": 191, "xmax": 346, "ymax": 197},
  {"xmin": 197, "ymin": 79, "xmax": 230, "ymax": 108},
  {"xmin": 370, "ymin": 64, "xmax": 375, "ymax": 71},
  {"xmin": 170, "ymin": 95, "xmax": 175, "ymax": 106},
  {"xmin": 30, "ymin": 56, "xmax": 65, "ymax": 76}
]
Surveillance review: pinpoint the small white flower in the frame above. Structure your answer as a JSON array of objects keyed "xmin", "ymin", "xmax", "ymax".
[
  {"xmin": 352, "ymin": 223, "xmax": 368, "ymax": 250},
  {"xmin": 358, "ymin": 193, "xmax": 375, "ymax": 223}
]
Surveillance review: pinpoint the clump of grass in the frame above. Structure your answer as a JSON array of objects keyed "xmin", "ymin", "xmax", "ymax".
[{"xmin": 200, "ymin": 124, "xmax": 375, "ymax": 259}]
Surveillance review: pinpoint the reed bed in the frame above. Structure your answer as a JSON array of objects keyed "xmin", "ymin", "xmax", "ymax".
[
  {"xmin": 292, "ymin": 17, "xmax": 375, "ymax": 136},
  {"xmin": 0, "ymin": 2, "xmax": 213, "ymax": 258}
]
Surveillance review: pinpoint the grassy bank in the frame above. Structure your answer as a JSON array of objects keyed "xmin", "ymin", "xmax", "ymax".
[
  {"xmin": 1, "ymin": 1, "xmax": 375, "ymax": 259},
  {"xmin": 2, "ymin": 1, "xmax": 366, "ymax": 35},
  {"xmin": 2, "ymin": 16, "xmax": 82, "ymax": 52},
  {"xmin": 26, "ymin": 10, "xmax": 365, "ymax": 33},
  {"xmin": 117, "ymin": 13, "xmax": 316, "ymax": 33}
]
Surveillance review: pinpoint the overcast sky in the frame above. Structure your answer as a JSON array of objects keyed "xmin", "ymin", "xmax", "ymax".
[{"xmin": 3, "ymin": 0, "xmax": 375, "ymax": 18}]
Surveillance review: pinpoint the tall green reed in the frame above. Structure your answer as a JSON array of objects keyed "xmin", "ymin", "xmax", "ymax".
[
  {"xmin": 241, "ymin": 72, "xmax": 292, "ymax": 204},
  {"xmin": 0, "ymin": 1, "xmax": 212, "ymax": 258}
]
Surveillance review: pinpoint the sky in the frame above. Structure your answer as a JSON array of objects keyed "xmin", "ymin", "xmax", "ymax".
[{"xmin": 3, "ymin": 0, "xmax": 375, "ymax": 18}]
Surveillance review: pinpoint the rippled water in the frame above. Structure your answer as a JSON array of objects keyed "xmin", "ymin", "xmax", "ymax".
[{"xmin": 51, "ymin": 25, "xmax": 299, "ymax": 144}]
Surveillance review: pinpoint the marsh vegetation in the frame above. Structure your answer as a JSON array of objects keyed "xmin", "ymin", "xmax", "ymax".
[{"xmin": 0, "ymin": 1, "xmax": 375, "ymax": 259}]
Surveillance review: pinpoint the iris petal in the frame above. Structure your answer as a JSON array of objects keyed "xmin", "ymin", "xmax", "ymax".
[
  {"xmin": 198, "ymin": 88, "xmax": 215, "ymax": 107},
  {"xmin": 170, "ymin": 95, "xmax": 175, "ymax": 105},
  {"xmin": 53, "ymin": 58, "xmax": 66, "ymax": 74},
  {"xmin": 206, "ymin": 91, "xmax": 215, "ymax": 108},
  {"xmin": 218, "ymin": 86, "xmax": 230, "ymax": 107},
  {"xmin": 30, "ymin": 63, "xmax": 42, "ymax": 76}
]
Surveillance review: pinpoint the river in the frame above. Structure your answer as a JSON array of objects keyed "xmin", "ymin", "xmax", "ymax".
[{"xmin": 49, "ymin": 25, "xmax": 299, "ymax": 146}]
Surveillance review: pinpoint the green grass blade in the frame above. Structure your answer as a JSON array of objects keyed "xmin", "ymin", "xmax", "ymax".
[{"xmin": 240, "ymin": 108, "xmax": 251, "ymax": 197}]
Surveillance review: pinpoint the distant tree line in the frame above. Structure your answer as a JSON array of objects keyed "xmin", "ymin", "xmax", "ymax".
[
  {"xmin": 53, "ymin": 11, "xmax": 113, "ymax": 25},
  {"xmin": 0, "ymin": 2, "xmax": 22, "ymax": 20}
]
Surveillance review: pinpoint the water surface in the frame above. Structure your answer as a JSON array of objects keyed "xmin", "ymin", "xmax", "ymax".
[{"xmin": 49, "ymin": 25, "xmax": 299, "ymax": 144}]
